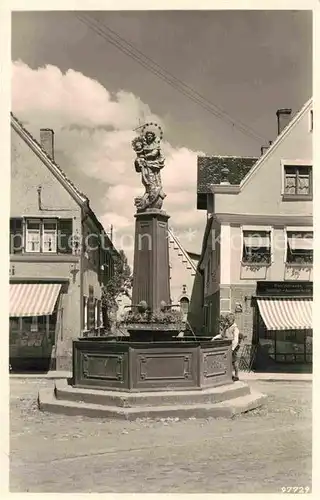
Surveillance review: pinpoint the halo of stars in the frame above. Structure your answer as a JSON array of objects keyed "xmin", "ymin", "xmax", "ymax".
[{"xmin": 141, "ymin": 122, "xmax": 163, "ymax": 140}]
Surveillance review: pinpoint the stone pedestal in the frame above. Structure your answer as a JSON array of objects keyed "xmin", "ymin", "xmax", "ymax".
[{"xmin": 132, "ymin": 209, "xmax": 171, "ymax": 311}]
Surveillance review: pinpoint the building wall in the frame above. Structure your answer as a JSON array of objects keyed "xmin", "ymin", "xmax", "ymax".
[
  {"xmin": 228, "ymin": 224, "xmax": 313, "ymax": 284},
  {"xmin": 169, "ymin": 242, "xmax": 195, "ymax": 307},
  {"xmin": 82, "ymin": 217, "xmax": 103, "ymax": 301},
  {"xmin": 202, "ymin": 104, "xmax": 313, "ymax": 345},
  {"xmin": 11, "ymin": 128, "xmax": 80, "ymax": 221},
  {"xmin": 11, "ymin": 127, "xmax": 83, "ymax": 370},
  {"xmin": 214, "ymin": 105, "xmax": 312, "ymax": 216}
]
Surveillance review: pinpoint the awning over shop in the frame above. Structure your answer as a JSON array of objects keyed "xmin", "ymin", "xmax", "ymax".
[
  {"xmin": 257, "ymin": 298, "xmax": 312, "ymax": 330},
  {"xmin": 10, "ymin": 283, "xmax": 62, "ymax": 317}
]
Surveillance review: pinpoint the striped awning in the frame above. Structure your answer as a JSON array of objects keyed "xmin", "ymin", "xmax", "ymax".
[
  {"xmin": 10, "ymin": 283, "xmax": 62, "ymax": 317},
  {"xmin": 257, "ymin": 298, "xmax": 312, "ymax": 331}
]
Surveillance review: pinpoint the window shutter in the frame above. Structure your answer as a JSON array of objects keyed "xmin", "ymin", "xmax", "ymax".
[
  {"xmin": 58, "ymin": 219, "xmax": 73, "ymax": 254},
  {"xmin": 10, "ymin": 218, "xmax": 23, "ymax": 254}
]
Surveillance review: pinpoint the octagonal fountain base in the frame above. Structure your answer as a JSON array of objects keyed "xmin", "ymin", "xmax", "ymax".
[{"xmin": 38, "ymin": 338, "xmax": 267, "ymax": 419}]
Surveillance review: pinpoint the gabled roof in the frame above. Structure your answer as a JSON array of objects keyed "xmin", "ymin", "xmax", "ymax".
[
  {"xmin": 197, "ymin": 155, "xmax": 258, "ymax": 209},
  {"xmin": 239, "ymin": 98, "xmax": 313, "ymax": 189},
  {"xmin": 11, "ymin": 112, "xmax": 88, "ymax": 206}
]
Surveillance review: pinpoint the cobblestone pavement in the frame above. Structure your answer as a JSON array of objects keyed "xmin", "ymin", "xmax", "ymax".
[{"xmin": 10, "ymin": 379, "xmax": 312, "ymax": 493}]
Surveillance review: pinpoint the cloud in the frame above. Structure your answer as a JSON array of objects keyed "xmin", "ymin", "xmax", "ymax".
[{"xmin": 11, "ymin": 61, "xmax": 205, "ymax": 265}]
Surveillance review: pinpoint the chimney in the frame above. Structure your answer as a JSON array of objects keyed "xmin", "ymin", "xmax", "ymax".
[
  {"xmin": 276, "ymin": 109, "xmax": 292, "ymax": 135},
  {"xmin": 260, "ymin": 141, "xmax": 273, "ymax": 156},
  {"xmin": 40, "ymin": 128, "xmax": 54, "ymax": 160}
]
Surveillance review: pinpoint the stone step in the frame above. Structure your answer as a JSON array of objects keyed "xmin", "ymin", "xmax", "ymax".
[
  {"xmin": 54, "ymin": 379, "xmax": 251, "ymax": 408},
  {"xmin": 38, "ymin": 388, "xmax": 267, "ymax": 420}
]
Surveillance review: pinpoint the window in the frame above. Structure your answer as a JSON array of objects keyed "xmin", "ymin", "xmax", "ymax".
[
  {"xmin": 42, "ymin": 221, "xmax": 57, "ymax": 253},
  {"xmin": 83, "ymin": 297, "xmax": 88, "ymax": 330},
  {"xmin": 26, "ymin": 220, "xmax": 41, "ymax": 252},
  {"xmin": 96, "ymin": 300, "xmax": 101, "ymax": 328},
  {"xmin": 284, "ymin": 165, "xmax": 312, "ymax": 197},
  {"xmin": 88, "ymin": 287, "xmax": 95, "ymax": 330},
  {"xmin": 10, "ymin": 218, "xmax": 23, "ymax": 254},
  {"xmin": 94, "ymin": 299, "xmax": 98, "ymax": 328},
  {"xmin": 286, "ymin": 231, "xmax": 313, "ymax": 265},
  {"xmin": 242, "ymin": 231, "xmax": 271, "ymax": 265},
  {"xmin": 179, "ymin": 297, "xmax": 189, "ymax": 317},
  {"xmin": 22, "ymin": 218, "xmax": 73, "ymax": 254},
  {"xmin": 30, "ymin": 316, "xmax": 38, "ymax": 332}
]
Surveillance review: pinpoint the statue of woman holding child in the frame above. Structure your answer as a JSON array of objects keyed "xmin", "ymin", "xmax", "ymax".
[{"xmin": 132, "ymin": 123, "xmax": 166, "ymax": 211}]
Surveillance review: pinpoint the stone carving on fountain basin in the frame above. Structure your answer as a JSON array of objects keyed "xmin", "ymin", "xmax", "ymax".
[{"xmin": 132, "ymin": 123, "xmax": 166, "ymax": 212}]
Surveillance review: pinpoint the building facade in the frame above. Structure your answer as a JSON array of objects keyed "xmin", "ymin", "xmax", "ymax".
[
  {"xmin": 194, "ymin": 99, "xmax": 313, "ymax": 368},
  {"xmin": 10, "ymin": 114, "xmax": 116, "ymax": 371}
]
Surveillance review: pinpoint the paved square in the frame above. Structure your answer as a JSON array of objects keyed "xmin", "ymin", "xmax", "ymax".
[{"xmin": 10, "ymin": 378, "xmax": 312, "ymax": 493}]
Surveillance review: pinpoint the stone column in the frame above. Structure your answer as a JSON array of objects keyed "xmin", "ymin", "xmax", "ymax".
[{"xmin": 132, "ymin": 209, "xmax": 171, "ymax": 312}]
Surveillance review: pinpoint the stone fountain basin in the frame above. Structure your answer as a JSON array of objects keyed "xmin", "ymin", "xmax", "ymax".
[{"xmin": 72, "ymin": 338, "xmax": 232, "ymax": 392}]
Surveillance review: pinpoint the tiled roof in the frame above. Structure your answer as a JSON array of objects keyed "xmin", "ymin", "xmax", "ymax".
[
  {"xmin": 11, "ymin": 112, "xmax": 88, "ymax": 205},
  {"xmin": 197, "ymin": 155, "xmax": 258, "ymax": 210},
  {"xmin": 197, "ymin": 155, "xmax": 258, "ymax": 193}
]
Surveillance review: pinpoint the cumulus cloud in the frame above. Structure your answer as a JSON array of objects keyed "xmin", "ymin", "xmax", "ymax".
[{"xmin": 11, "ymin": 61, "xmax": 205, "ymax": 264}]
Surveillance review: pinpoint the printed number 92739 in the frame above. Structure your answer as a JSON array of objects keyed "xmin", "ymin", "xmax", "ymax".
[{"xmin": 282, "ymin": 487, "xmax": 310, "ymax": 494}]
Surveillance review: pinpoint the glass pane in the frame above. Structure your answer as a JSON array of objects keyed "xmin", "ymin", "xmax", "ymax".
[
  {"xmin": 297, "ymin": 175, "xmax": 310, "ymax": 195},
  {"xmin": 43, "ymin": 230, "xmax": 57, "ymax": 252},
  {"xmin": 26, "ymin": 230, "xmax": 40, "ymax": 252},
  {"xmin": 294, "ymin": 354, "xmax": 305, "ymax": 363},
  {"xmin": 27, "ymin": 221, "xmax": 41, "ymax": 230},
  {"xmin": 43, "ymin": 222, "xmax": 57, "ymax": 230},
  {"xmin": 284, "ymin": 174, "xmax": 296, "ymax": 194},
  {"xmin": 10, "ymin": 318, "xmax": 20, "ymax": 330}
]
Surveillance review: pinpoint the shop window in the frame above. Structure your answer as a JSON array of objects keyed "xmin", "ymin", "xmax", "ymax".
[
  {"xmin": 283, "ymin": 165, "xmax": 312, "ymax": 198},
  {"xmin": 10, "ymin": 218, "xmax": 23, "ymax": 254},
  {"xmin": 286, "ymin": 231, "xmax": 313, "ymax": 265},
  {"xmin": 242, "ymin": 231, "xmax": 271, "ymax": 265}
]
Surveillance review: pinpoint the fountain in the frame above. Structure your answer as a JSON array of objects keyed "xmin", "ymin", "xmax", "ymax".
[{"xmin": 39, "ymin": 123, "xmax": 266, "ymax": 419}]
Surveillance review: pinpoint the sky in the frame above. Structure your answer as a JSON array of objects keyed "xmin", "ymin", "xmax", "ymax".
[{"xmin": 11, "ymin": 10, "xmax": 312, "ymax": 265}]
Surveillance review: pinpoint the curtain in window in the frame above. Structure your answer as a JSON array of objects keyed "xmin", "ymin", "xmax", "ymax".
[
  {"xmin": 297, "ymin": 176, "xmax": 310, "ymax": 195},
  {"xmin": 284, "ymin": 175, "xmax": 296, "ymax": 194}
]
